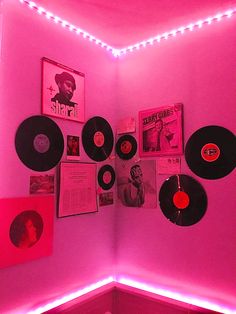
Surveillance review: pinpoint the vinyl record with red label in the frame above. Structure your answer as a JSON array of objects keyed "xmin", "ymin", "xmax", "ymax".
[
  {"xmin": 98, "ymin": 165, "xmax": 116, "ymax": 190},
  {"xmin": 82, "ymin": 116, "xmax": 114, "ymax": 162},
  {"xmin": 159, "ymin": 174, "xmax": 207, "ymax": 226},
  {"xmin": 185, "ymin": 125, "xmax": 236, "ymax": 179},
  {"xmin": 15, "ymin": 115, "xmax": 64, "ymax": 171},
  {"xmin": 116, "ymin": 134, "xmax": 137, "ymax": 160}
]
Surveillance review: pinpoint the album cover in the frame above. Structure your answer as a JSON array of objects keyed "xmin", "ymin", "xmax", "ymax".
[
  {"xmin": 42, "ymin": 57, "xmax": 85, "ymax": 122},
  {"xmin": 116, "ymin": 160, "xmax": 157, "ymax": 208},
  {"xmin": 139, "ymin": 103, "xmax": 183, "ymax": 157},
  {"xmin": 0, "ymin": 196, "xmax": 54, "ymax": 269}
]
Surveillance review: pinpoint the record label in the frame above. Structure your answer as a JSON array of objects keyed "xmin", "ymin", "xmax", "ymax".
[
  {"xmin": 103, "ymin": 171, "xmax": 112, "ymax": 185},
  {"xmin": 94, "ymin": 131, "xmax": 105, "ymax": 147},
  {"xmin": 98, "ymin": 165, "xmax": 116, "ymax": 190},
  {"xmin": 33, "ymin": 134, "xmax": 50, "ymax": 153},
  {"xmin": 121, "ymin": 140, "xmax": 132, "ymax": 154},
  {"xmin": 116, "ymin": 135, "xmax": 137, "ymax": 160},
  {"xmin": 15, "ymin": 115, "xmax": 64, "ymax": 172},
  {"xmin": 201, "ymin": 143, "xmax": 220, "ymax": 162},
  {"xmin": 185, "ymin": 125, "xmax": 236, "ymax": 179},
  {"xmin": 82, "ymin": 116, "xmax": 114, "ymax": 162},
  {"xmin": 159, "ymin": 174, "xmax": 207, "ymax": 226},
  {"xmin": 173, "ymin": 191, "xmax": 190, "ymax": 209}
]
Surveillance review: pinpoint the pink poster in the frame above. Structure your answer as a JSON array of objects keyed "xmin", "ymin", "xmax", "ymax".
[
  {"xmin": 139, "ymin": 103, "xmax": 183, "ymax": 157},
  {"xmin": 0, "ymin": 196, "xmax": 54, "ymax": 269}
]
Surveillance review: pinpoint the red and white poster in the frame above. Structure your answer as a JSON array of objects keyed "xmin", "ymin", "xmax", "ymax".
[{"xmin": 0, "ymin": 196, "xmax": 54, "ymax": 269}]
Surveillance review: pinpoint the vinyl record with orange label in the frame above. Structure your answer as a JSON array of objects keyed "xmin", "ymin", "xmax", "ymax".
[
  {"xmin": 159, "ymin": 174, "xmax": 207, "ymax": 226},
  {"xmin": 82, "ymin": 116, "xmax": 114, "ymax": 161},
  {"xmin": 116, "ymin": 134, "xmax": 137, "ymax": 160},
  {"xmin": 98, "ymin": 165, "xmax": 116, "ymax": 190},
  {"xmin": 185, "ymin": 125, "xmax": 236, "ymax": 179}
]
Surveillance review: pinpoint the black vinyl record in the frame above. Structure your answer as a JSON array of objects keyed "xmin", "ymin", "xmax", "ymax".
[
  {"xmin": 98, "ymin": 165, "xmax": 116, "ymax": 190},
  {"xmin": 15, "ymin": 115, "xmax": 64, "ymax": 171},
  {"xmin": 159, "ymin": 174, "xmax": 207, "ymax": 226},
  {"xmin": 82, "ymin": 116, "xmax": 114, "ymax": 162},
  {"xmin": 185, "ymin": 125, "xmax": 236, "ymax": 179},
  {"xmin": 116, "ymin": 135, "xmax": 137, "ymax": 160}
]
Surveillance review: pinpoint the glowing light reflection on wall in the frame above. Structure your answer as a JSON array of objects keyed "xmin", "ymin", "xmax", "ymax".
[
  {"xmin": 19, "ymin": 0, "xmax": 236, "ymax": 57},
  {"xmin": 26, "ymin": 276, "xmax": 236, "ymax": 314}
]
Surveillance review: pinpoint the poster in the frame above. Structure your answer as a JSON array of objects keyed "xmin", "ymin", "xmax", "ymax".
[
  {"xmin": 116, "ymin": 160, "xmax": 157, "ymax": 208},
  {"xmin": 42, "ymin": 57, "xmax": 85, "ymax": 122},
  {"xmin": 0, "ymin": 196, "xmax": 54, "ymax": 269},
  {"xmin": 139, "ymin": 103, "xmax": 183, "ymax": 157},
  {"xmin": 58, "ymin": 162, "xmax": 97, "ymax": 217}
]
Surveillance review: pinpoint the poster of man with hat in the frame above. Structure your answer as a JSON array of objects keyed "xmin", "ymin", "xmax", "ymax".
[{"xmin": 42, "ymin": 57, "xmax": 85, "ymax": 122}]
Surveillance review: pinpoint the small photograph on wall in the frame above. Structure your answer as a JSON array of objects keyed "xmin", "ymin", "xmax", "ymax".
[
  {"xmin": 116, "ymin": 160, "xmax": 157, "ymax": 208},
  {"xmin": 99, "ymin": 192, "xmax": 114, "ymax": 206},
  {"xmin": 139, "ymin": 103, "xmax": 183, "ymax": 157},
  {"xmin": 42, "ymin": 57, "xmax": 85, "ymax": 122},
  {"xmin": 29, "ymin": 173, "xmax": 55, "ymax": 194},
  {"xmin": 67, "ymin": 135, "xmax": 80, "ymax": 160},
  {"xmin": 0, "ymin": 196, "xmax": 54, "ymax": 269}
]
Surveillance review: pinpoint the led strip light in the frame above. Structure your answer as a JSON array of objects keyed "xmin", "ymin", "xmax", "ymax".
[
  {"xmin": 25, "ymin": 276, "xmax": 236, "ymax": 314},
  {"xmin": 19, "ymin": 0, "xmax": 236, "ymax": 57}
]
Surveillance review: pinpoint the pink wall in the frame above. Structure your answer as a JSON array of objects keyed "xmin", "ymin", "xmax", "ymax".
[
  {"xmin": 0, "ymin": 1, "xmax": 236, "ymax": 313},
  {"xmin": 0, "ymin": 1, "xmax": 117, "ymax": 313},
  {"xmin": 116, "ymin": 13, "xmax": 236, "ymax": 308}
]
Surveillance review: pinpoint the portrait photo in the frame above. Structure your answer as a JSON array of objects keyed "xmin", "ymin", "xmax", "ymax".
[
  {"xmin": 67, "ymin": 135, "xmax": 80, "ymax": 160},
  {"xmin": 139, "ymin": 103, "xmax": 183, "ymax": 157},
  {"xmin": 42, "ymin": 57, "xmax": 85, "ymax": 122},
  {"xmin": 0, "ymin": 196, "xmax": 54, "ymax": 269},
  {"xmin": 116, "ymin": 160, "xmax": 157, "ymax": 209}
]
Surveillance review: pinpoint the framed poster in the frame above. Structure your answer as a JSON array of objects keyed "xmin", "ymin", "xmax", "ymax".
[
  {"xmin": 139, "ymin": 103, "xmax": 183, "ymax": 157},
  {"xmin": 58, "ymin": 162, "xmax": 98, "ymax": 217},
  {"xmin": 42, "ymin": 57, "xmax": 85, "ymax": 122},
  {"xmin": 0, "ymin": 196, "xmax": 54, "ymax": 269}
]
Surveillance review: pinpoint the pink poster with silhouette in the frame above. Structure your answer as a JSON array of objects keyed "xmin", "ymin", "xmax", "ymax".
[{"xmin": 0, "ymin": 196, "xmax": 54, "ymax": 269}]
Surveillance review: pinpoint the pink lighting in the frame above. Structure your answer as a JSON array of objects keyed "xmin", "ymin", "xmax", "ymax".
[
  {"xmin": 25, "ymin": 276, "xmax": 236, "ymax": 314},
  {"xmin": 19, "ymin": 0, "xmax": 236, "ymax": 57},
  {"xmin": 117, "ymin": 277, "xmax": 236, "ymax": 314},
  {"xmin": 26, "ymin": 276, "xmax": 114, "ymax": 314}
]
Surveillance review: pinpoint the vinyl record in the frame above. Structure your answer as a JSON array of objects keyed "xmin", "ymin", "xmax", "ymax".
[
  {"xmin": 98, "ymin": 165, "xmax": 116, "ymax": 190},
  {"xmin": 116, "ymin": 135, "xmax": 137, "ymax": 160},
  {"xmin": 82, "ymin": 116, "xmax": 114, "ymax": 162},
  {"xmin": 185, "ymin": 125, "xmax": 236, "ymax": 179},
  {"xmin": 159, "ymin": 174, "xmax": 207, "ymax": 226},
  {"xmin": 15, "ymin": 115, "xmax": 64, "ymax": 171}
]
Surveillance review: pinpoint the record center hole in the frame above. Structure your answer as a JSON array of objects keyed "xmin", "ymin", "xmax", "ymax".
[{"xmin": 173, "ymin": 191, "xmax": 190, "ymax": 209}]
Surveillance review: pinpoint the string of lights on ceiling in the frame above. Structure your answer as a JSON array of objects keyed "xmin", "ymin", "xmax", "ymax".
[{"xmin": 19, "ymin": 0, "xmax": 236, "ymax": 57}]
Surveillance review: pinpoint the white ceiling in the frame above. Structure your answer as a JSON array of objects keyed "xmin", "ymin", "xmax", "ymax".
[{"xmin": 35, "ymin": 0, "xmax": 235, "ymax": 47}]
